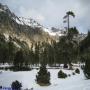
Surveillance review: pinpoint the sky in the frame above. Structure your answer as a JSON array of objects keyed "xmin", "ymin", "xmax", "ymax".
[{"xmin": 0, "ymin": 0, "xmax": 90, "ymax": 33}]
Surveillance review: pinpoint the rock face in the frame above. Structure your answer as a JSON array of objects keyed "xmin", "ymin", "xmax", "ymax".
[{"xmin": 0, "ymin": 3, "xmax": 55, "ymax": 48}]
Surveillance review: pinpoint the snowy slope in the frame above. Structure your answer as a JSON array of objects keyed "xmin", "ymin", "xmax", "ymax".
[
  {"xmin": 15, "ymin": 17, "xmax": 42, "ymax": 28},
  {"xmin": 15, "ymin": 17, "xmax": 58, "ymax": 36},
  {"xmin": 15, "ymin": 17, "xmax": 60, "ymax": 36},
  {"xmin": 0, "ymin": 68, "xmax": 90, "ymax": 90},
  {"xmin": 14, "ymin": 16, "xmax": 65, "ymax": 36},
  {"xmin": 41, "ymin": 27, "xmax": 65, "ymax": 36}
]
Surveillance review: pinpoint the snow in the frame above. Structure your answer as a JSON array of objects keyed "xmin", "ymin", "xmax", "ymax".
[
  {"xmin": 0, "ymin": 68, "xmax": 90, "ymax": 90},
  {"xmin": 3, "ymin": 33, "xmax": 9, "ymax": 41},
  {"xmin": 0, "ymin": 63, "xmax": 12, "ymax": 68},
  {"xmin": 43, "ymin": 28, "xmax": 52, "ymax": 34},
  {"xmin": 12, "ymin": 15, "xmax": 64, "ymax": 36},
  {"xmin": 0, "ymin": 9, "xmax": 4, "ymax": 12},
  {"xmin": 13, "ymin": 41, "xmax": 21, "ymax": 48},
  {"xmin": 15, "ymin": 18, "xmax": 23, "ymax": 25},
  {"xmin": 14, "ymin": 17, "xmax": 64, "ymax": 36},
  {"xmin": 43, "ymin": 28, "xmax": 64, "ymax": 36},
  {"xmin": 17, "ymin": 17, "xmax": 42, "ymax": 28}
]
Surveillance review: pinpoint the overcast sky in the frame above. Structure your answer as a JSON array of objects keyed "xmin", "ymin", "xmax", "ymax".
[{"xmin": 0, "ymin": 0, "xmax": 90, "ymax": 33}]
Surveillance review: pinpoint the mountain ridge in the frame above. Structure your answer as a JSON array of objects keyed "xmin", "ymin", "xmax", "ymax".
[{"xmin": 0, "ymin": 3, "xmax": 57, "ymax": 48}]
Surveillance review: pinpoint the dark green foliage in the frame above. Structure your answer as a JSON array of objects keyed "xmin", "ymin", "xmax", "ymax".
[
  {"xmin": 63, "ymin": 64, "xmax": 68, "ymax": 69},
  {"xmin": 68, "ymin": 74, "xmax": 71, "ymax": 77},
  {"xmin": 81, "ymin": 65, "xmax": 85, "ymax": 70},
  {"xmin": 63, "ymin": 11, "xmax": 75, "ymax": 32},
  {"xmin": 0, "ymin": 29, "xmax": 79, "ymax": 69},
  {"xmin": 0, "ymin": 34, "xmax": 16, "ymax": 63},
  {"xmin": 0, "ymin": 86, "xmax": 2, "ymax": 89},
  {"xmin": 8, "ymin": 41, "xmax": 16, "ymax": 63},
  {"xmin": 14, "ymin": 49, "xmax": 25, "ymax": 67},
  {"xmin": 80, "ymin": 31, "xmax": 90, "ymax": 53},
  {"xmin": 58, "ymin": 70, "xmax": 67, "ymax": 78},
  {"xmin": 68, "ymin": 27, "xmax": 79, "ymax": 40},
  {"xmin": 13, "ymin": 49, "xmax": 31, "ymax": 71},
  {"xmin": 10, "ymin": 66, "xmax": 31, "ymax": 71},
  {"xmin": 36, "ymin": 64, "xmax": 50, "ymax": 86},
  {"xmin": 72, "ymin": 72, "xmax": 75, "ymax": 75},
  {"xmin": 80, "ymin": 31, "xmax": 90, "ymax": 79},
  {"xmin": 56, "ymin": 32, "xmax": 79, "ymax": 65},
  {"xmin": 75, "ymin": 68, "xmax": 80, "ymax": 74},
  {"xmin": 66, "ymin": 11, "xmax": 75, "ymax": 17},
  {"xmin": 11, "ymin": 80, "xmax": 22, "ymax": 90},
  {"xmin": 84, "ymin": 57, "xmax": 90, "ymax": 79},
  {"xmin": 34, "ymin": 42, "xmax": 40, "ymax": 66}
]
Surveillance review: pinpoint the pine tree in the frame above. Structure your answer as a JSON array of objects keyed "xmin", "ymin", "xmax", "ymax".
[
  {"xmin": 75, "ymin": 68, "xmax": 80, "ymax": 74},
  {"xmin": 34, "ymin": 42, "xmax": 40, "ymax": 66},
  {"xmin": 8, "ymin": 41, "xmax": 16, "ymax": 63},
  {"xmin": 36, "ymin": 64, "xmax": 50, "ymax": 86},
  {"xmin": 84, "ymin": 56, "xmax": 90, "ymax": 79},
  {"xmin": 13, "ymin": 49, "xmax": 25, "ymax": 70},
  {"xmin": 11, "ymin": 80, "xmax": 22, "ymax": 90},
  {"xmin": 58, "ymin": 70, "xmax": 67, "ymax": 78},
  {"xmin": 80, "ymin": 31, "xmax": 90, "ymax": 79}
]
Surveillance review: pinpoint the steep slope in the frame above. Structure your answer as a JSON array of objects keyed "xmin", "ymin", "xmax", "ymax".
[{"xmin": 0, "ymin": 3, "xmax": 55, "ymax": 48}]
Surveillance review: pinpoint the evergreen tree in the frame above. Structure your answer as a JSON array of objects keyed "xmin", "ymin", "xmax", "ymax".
[
  {"xmin": 84, "ymin": 56, "xmax": 90, "ymax": 79},
  {"xmin": 58, "ymin": 70, "xmax": 67, "ymax": 78},
  {"xmin": 63, "ymin": 11, "xmax": 75, "ymax": 33},
  {"xmin": 36, "ymin": 64, "xmax": 50, "ymax": 86},
  {"xmin": 34, "ymin": 42, "xmax": 40, "ymax": 66},
  {"xmin": 13, "ymin": 49, "xmax": 25, "ymax": 69},
  {"xmin": 67, "ymin": 27, "xmax": 79, "ymax": 40},
  {"xmin": 8, "ymin": 41, "xmax": 16, "ymax": 63},
  {"xmin": 75, "ymin": 68, "xmax": 80, "ymax": 74},
  {"xmin": 47, "ymin": 44, "xmax": 55, "ymax": 66},
  {"xmin": 40, "ymin": 48, "xmax": 48, "ymax": 65},
  {"xmin": 11, "ymin": 80, "xmax": 22, "ymax": 90},
  {"xmin": 80, "ymin": 31, "xmax": 90, "ymax": 79}
]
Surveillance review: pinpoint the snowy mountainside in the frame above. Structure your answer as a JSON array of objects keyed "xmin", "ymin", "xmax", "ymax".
[
  {"xmin": 0, "ymin": 3, "xmax": 64, "ymax": 37},
  {"xmin": 15, "ymin": 17, "xmax": 66, "ymax": 36},
  {"xmin": 15, "ymin": 17, "xmax": 64, "ymax": 36},
  {"xmin": 0, "ymin": 3, "xmax": 56, "ymax": 48},
  {"xmin": 16, "ymin": 17, "xmax": 42, "ymax": 28}
]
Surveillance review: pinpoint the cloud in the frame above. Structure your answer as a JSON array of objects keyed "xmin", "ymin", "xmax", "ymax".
[
  {"xmin": 36, "ymin": 15, "xmax": 45, "ymax": 22},
  {"xmin": 0, "ymin": 0, "xmax": 90, "ymax": 33},
  {"xmin": 18, "ymin": 6, "xmax": 45, "ymax": 23},
  {"xmin": 75, "ymin": 0, "xmax": 90, "ymax": 33},
  {"xmin": 78, "ymin": 0, "xmax": 90, "ymax": 6}
]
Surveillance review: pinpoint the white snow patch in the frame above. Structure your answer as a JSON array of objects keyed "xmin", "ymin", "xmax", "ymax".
[
  {"xmin": 0, "ymin": 8, "xmax": 4, "ymax": 12},
  {"xmin": 13, "ymin": 41, "xmax": 21, "ymax": 48},
  {"xmin": 18, "ymin": 17, "xmax": 42, "ymax": 28},
  {"xmin": 15, "ymin": 18, "xmax": 23, "ymax": 25},
  {"xmin": 43, "ymin": 28, "xmax": 65, "ymax": 36},
  {"xmin": 0, "ymin": 63, "xmax": 12, "ymax": 67},
  {"xmin": 3, "ymin": 33, "xmax": 9, "ymax": 41}
]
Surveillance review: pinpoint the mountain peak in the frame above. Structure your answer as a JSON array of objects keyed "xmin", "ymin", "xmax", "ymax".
[
  {"xmin": 0, "ymin": 3, "xmax": 57, "ymax": 48},
  {"xmin": 0, "ymin": 3, "xmax": 9, "ymax": 12}
]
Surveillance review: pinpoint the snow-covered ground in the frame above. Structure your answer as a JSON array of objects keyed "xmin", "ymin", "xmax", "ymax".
[
  {"xmin": 0, "ymin": 63, "xmax": 12, "ymax": 68},
  {"xmin": 0, "ymin": 68, "xmax": 90, "ymax": 90}
]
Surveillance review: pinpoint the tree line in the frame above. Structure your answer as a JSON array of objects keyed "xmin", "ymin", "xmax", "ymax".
[
  {"xmin": 0, "ymin": 27, "xmax": 79, "ymax": 66},
  {"xmin": 0, "ymin": 27, "xmax": 90, "ymax": 78}
]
